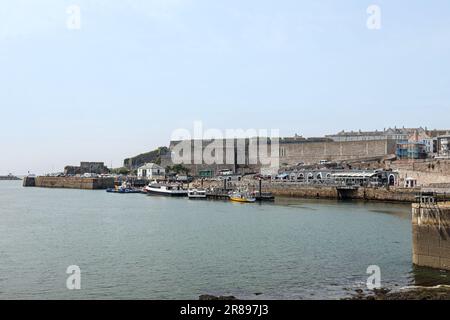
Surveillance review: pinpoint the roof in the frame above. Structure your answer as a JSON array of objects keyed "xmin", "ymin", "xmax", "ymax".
[
  {"xmin": 138, "ymin": 163, "xmax": 164, "ymax": 170},
  {"xmin": 331, "ymin": 172, "xmax": 378, "ymax": 178}
]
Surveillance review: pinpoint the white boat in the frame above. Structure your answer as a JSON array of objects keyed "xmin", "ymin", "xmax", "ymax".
[
  {"xmin": 145, "ymin": 183, "xmax": 188, "ymax": 197},
  {"xmin": 188, "ymin": 188, "xmax": 207, "ymax": 199}
]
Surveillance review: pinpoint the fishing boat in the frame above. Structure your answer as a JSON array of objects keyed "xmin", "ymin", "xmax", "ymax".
[
  {"xmin": 229, "ymin": 191, "xmax": 256, "ymax": 203},
  {"xmin": 145, "ymin": 183, "xmax": 188, "ymax": 197},
  {"xmin": 188, "ymin": 188, "xmax": 207, "ymax": 199},
  {"xmin": 106, "ymin": 182, "xmax": 141, "ymax": 194}
]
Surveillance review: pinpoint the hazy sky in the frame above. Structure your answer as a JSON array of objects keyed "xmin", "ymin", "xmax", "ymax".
[{"xmin": 1, "ymin": 0, "xmax": 450, "ymax": 174}]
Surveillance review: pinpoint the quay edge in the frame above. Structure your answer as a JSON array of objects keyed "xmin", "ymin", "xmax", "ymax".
[
  {"xmin": 412, "ymin": 202, "xmax": 450, "ymax": 271},
  {"xmin": 261, "ymin": 182, "xmax": 417, "ymax": 202},
  {"xmin": 23, "ymin": 176, "xmax": 114, "ymax": 190}
]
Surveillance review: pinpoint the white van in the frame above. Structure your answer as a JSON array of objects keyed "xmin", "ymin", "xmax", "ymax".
[{"xmin": 218, "ymin": 169, "xmax": 233, "ymax": 176}]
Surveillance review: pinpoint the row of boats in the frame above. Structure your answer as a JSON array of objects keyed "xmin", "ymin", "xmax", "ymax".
[{"xmin": 107, "ymin": 182, "xmax": 273, "ymax": 203}]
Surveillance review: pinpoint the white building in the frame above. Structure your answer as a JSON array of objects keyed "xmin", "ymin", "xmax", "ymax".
[
  {"xmin": 437, "ymin": 135, "xmax": 450, "ymax": 158},
  {"xmin": 137, "ymin": 163, "xmax": 165, "ymax": 179}
]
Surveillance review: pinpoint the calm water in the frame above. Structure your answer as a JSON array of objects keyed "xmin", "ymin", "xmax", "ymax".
[{"xmin": 0, "ymin": 181, "xmax": 448, "ymax": 299}]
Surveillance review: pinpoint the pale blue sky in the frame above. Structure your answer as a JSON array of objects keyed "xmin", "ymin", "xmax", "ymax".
[{"xmin": 1, "ymin": 0, "xmax": 450, "ymax": 174}]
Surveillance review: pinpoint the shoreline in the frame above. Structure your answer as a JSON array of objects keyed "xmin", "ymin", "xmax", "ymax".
[
  {"xmin": 19, "ymin": 175, "xmax": 422, "ymax": 203},
  {"xmin": 347, "ymin": 286, "xmax": 450, "ymax": 300}
]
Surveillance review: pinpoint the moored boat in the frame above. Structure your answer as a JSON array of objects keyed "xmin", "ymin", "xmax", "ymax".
[
  {"xmin": 145, "ymin": 183, "xmax": 188, "ymax": 197},
  {"xmin": 229, "ymin": 191, "xmax": 256, "ymax": 203},
  {"xmin": 106, "ymin": 182, "xmax": 142, "ymax": 194},
  {"xmin": 188, "ymin": 188, "xmax": 207, "ymax": 199}
]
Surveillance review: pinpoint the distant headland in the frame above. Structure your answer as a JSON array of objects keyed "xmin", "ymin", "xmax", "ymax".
[{"xmin": 0, "ymin": 174, "xmax": 21, "ymax": 181}]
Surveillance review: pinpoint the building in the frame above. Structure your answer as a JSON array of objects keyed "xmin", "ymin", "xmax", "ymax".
[
  {"xmin": 396, "ymin": 142, "xmax": 427, "ymax": 159},
  {"xmin": 327, "ymin": 127, "xmax": 448, "ymax": 144},
  {"xmin": 137, "ymin": 163, "xmax": 165, "ymax": 179},
  {"xmin": 437, "ymin": 135, "xmax": 450, "ymax": 159},
  {"xmin": 64, "ymin": 162, "xmax": 109, "ymax": 175},
  {"xmin": 408, "ymin": 130, "xmax": 434, "ymax": 154},
  {"xmin": 279, "ymin": 138, "xmax": 396, "ymax": 166},
  {"xmin": 277, "ymin": 169, "xmax": 398, "ymax": 187},
  {"xmin": 166, "ymin": 136, "xmax": 397, "ymax": 176},
  {"xmin": 167, "ymin": 138, "xmax": 275, "ymax": 177}
]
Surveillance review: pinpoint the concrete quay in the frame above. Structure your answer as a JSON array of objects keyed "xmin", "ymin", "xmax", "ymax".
[
  {"xmin": 23, "ymin": 176, "xmax": 115, "ymax": 190},
  {"xmin": 412, "ymin": 202, "xmax": 450, "ymax": 271},
  {"xmin": 263, "ymin": 183, "xmax": 417, "ymax": 202},
  {"xmin": 199, "ymin": 179, "xmax": 418, "ymax": 203}
]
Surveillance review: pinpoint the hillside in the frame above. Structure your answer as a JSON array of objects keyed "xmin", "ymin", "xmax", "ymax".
[{"xmin": 123, "ymin": 147, "xmax": 169, "ymax": 169}]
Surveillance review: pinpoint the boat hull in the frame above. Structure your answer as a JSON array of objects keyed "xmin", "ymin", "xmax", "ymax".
[
  {"xmin": 145, "ymin": 189, "xmax": 188, "ymax": 197},
  {"xmin": 230, "ymin": 197, "xmax": 256, "ymax": 203},
  {"xmin": 106, "ymin": 188, "xmax": 141, "ymax": 194},
  {"xmin": 188, "ymin": 195, "xmax": 207, "ymax": 199}
]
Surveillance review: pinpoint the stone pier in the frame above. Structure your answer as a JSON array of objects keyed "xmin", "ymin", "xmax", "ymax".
[
  {"xmin": 23, "ymin": 176, "xmax": 114, "ymax": 190},
  {"xmin": 412, "ymin": 202, "xmax": 450, "ymax": 270}
]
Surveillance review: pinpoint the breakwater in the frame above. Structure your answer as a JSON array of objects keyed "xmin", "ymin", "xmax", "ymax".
[
  {"xmin": 23, "ymin": 176, "xmax": 114, "ymax": 190},
  {"xmin": 0, "ymin": 175, "xmax": 21, "ymax": 181},
  {"xmin": 412, "ymin": 202, "xmax": 450, "ymax": 270}
]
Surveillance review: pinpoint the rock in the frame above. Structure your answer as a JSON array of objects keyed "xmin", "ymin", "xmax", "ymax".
[
  {"xmin": 346, "ymin": 286, "xmax": 450, "ymax": 300},
  {"xmin": 373, "ymin": 288, "xmax": 391, "ymax": 296}
]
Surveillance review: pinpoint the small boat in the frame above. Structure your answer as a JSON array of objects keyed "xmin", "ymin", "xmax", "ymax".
[
  {"xmin": 106, "ymin": 182, "xmax": 142, "ymax": 194},
  {"xmin": 106, "ymin": 188, "xmax": 142, "ymax": 194},
  {"xmin": 188, "ymin": 188, "xmax": 207, "ymax": 199},
  {"xmin": 144, "ymin": 183, "xmax": 188, "ymax": 197},
  {"xmin": 229, "ymin": 191, "xmax": 256, "ymax": 203}
]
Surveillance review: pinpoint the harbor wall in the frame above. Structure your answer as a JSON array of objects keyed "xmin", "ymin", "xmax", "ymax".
[
  {"xmin": 412, "ymin": 202, "xmax": 450, "ymax": 270},
  {"xmin": 279, "ymin": 139, "xmax": 397, "ymax": 165},
  {"xmin": 387, "ymin": 159, "xmax": 450, "ymax": 187},
  {"xmin": 199, "ymin": 179, "xmax": 417, "ymax": 202},
  {"xmin": 261, "ymin": 183, "xmax": 416, "ymax": 202},
  {"xmin": 22, "ymin": 176, "xmax": 35, "ymax": 187},
  {"xmin": 24, "ymin": 176, "xmax": 114, "ymax": 190}
]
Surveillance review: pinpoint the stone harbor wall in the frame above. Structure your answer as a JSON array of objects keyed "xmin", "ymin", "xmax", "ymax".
[
  {"xmin": 24, "ymin": 176, "xmax": 114, "ymax": 190},
  {"xmin": 199, "ymin": 179, "xmax": 417, "ymax": 202},
  {"xmin": 412, "ymin": 202, "xmax": 450, "ymax": 271},
  {"xmin": 262, "ymin": 184, "xmax": 416, "ymax": 202}
]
